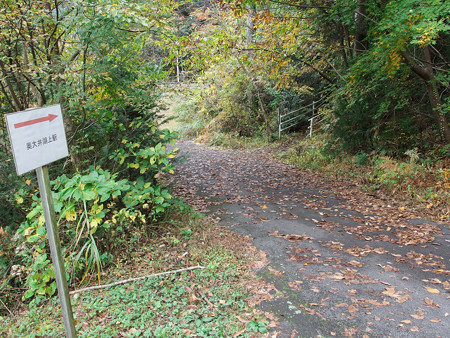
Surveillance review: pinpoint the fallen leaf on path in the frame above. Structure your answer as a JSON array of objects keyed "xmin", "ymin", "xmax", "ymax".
[
  {"xmin": 330, "ymin": 273, "xmax": 345, "ymax": 280},
  {"xmin": 378, "ymin": 264, "xmax": 399, "ymax": 272},
  {"xmin": 335, "ymin": 303, "xmax": 347, "ymax": 308},
  {"xmin": 348, "ymin": 304, "xmax": 359, "ymax": 316},
  {"xmin": 382, "ymin": 287, "xmax": 411, "ymax": 303},
  {"xmin": 269, "ymin": 230, "xmax": 313, "ymax": 241},
  {"xmin": 430, "ymin": 318, "xmax": 441, "ymax": 323},
  {"xmin": 360, "ymin": 299, "xmax": 390, "ymax": 306},
  {"xmin": 343, "ymin": 327, "xmax": 358, "ymax": 336},
  {"xmin": 423, "ymin": 297, "xmax": 440, "ymax": 308},
  {"xmin": 410, "ymin": 309, "xmax": 424, "ymax": 320},
  {"xmin": 288, "ymin": 281, "xmax": 303, "ymax": 290},
  {"xmin": 268, "ymin": 267, "xmax": 284, "ymax": 277},
  {"xmin": 424, "ymin": 286, "xmax": 440, "ymax": 294}
]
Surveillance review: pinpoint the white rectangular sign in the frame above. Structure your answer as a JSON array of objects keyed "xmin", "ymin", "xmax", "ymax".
[{"xmin": 5, "ymin": 104, "xmax": 69, "ymax": 175}]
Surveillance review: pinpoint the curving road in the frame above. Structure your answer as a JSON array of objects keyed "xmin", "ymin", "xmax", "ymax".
[{"xmin": 173, "ymin": 140, "xmax": 449, "ymax": 337}]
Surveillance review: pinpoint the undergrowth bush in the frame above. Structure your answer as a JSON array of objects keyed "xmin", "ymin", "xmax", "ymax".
[
  {"xmin": 177, "ymin": 62, "xmax": 292, "ymax": 141},
  {"xmin": 1, "ymin": 105, "xmax": 180, "ymax": 310},
  {"xmin": 277, "ymin": 135, "xmax": 450, "ymax": 220},
  {"xmin": 7, "ymin": 133, "xmax": 178, "ymax": 305}
]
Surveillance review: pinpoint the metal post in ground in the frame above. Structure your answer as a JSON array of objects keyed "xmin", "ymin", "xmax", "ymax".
[
  {"xmin": 278, "ymin": 107, "xmax": 281, "ymax": 139},
  {"xmin": 36, "ymin": 166, "xmax": 77, "ymax": 338}
]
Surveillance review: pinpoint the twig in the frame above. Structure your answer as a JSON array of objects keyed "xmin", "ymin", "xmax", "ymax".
[
  {"xmin": 0, "ymin": 298, "xmax": 12, "ymax": 316},
  {"xmin": 202, "ymin": 294, "xmax": 217, "ymax": 308},
  {"xmin": 69, "ymin": 266, "xmax": 205, "ymax": 295}
]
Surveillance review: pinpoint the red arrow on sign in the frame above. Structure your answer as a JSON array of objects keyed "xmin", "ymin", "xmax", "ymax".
[{"xmin": 14, "ymin": 114, "xmax": 58, "ymax": 129}]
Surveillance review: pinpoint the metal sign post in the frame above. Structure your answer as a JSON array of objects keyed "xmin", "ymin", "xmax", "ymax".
[
  {"xmin": 5, "ymin": 105, "xmax": 77, "ymax": 337},
  {"xmin": 36, "ymin": 165, "xmax": 77, "ymax": 337}
]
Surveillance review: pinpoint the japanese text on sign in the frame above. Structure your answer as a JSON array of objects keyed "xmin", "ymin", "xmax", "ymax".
[{"xmin": 5, "ymin": 105, "xmax": 69, "ymax": 175}]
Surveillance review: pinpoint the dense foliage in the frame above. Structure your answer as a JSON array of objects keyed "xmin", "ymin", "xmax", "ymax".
[
  {"xmin": 175, "ymin": 0, "xmax": 449, "ymax": 155},
  {"xmin": 0, "ymin": 0, "xmax": 183, "ymax": 310}
]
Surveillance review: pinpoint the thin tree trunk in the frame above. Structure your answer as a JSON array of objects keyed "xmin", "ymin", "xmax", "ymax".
[
  {"xmin": 426, "ymin": 81, "xmax": 450, "ymax": 143},
  {"xmin": 256, "ymin": 90, "xmax": 272, "ymax": 141},
  {"xmin": 354, "ymin": 0, "xmax": 368, "ymax": 55},
  {"xmin": 400, "ymin": 47, "xmax": 450, "ymax": 144},
  {"xmin": 338, "ymin": 24, "xmax": 349, "ymax": 68},
  {"xmin": 246, "ymin": 5, "xmax": 256, "ymax": 46},
  {"xmin": 0, "ymin": 60, "xmax": 23, "ymax": 111}
]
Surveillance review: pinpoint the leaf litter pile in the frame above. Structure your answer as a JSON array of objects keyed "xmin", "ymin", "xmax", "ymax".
[{"xmin": 172, "ymin": 141, "xmax": 450, "ymax": 337}]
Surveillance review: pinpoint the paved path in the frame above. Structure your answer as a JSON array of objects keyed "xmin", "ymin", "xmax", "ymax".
[{"xmin": 173, "ymin": 141, "xmax": 449, "ymax": 337}]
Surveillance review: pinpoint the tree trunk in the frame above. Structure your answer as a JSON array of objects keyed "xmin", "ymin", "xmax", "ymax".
[
  {"xmin": 400, "ymin": 47, "xmax": 450, "ymax": 144},
  {"xmin": 246, "ymin": 5, "xmax": 256, "ymax": 46},
  {"xmin": 256, "ymin": 90, "xmax": 272, "ymax": 141},
  {"xmin": 426, "ymin": 81, "xmax": 450, "ymax": 144},
  {"xmin": 354, "ymin": 0, "xmax": 368, "ymax": 55}
]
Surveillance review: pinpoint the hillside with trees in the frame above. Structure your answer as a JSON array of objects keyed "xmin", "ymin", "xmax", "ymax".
[{"xmin": 173, "ymin": 0, "xmax": 449, "ymax": 217}]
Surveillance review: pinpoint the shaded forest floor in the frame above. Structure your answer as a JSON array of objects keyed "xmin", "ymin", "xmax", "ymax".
[{"xmin": 171, "ymin": 140, "xmax": 450, "ymax": 337}]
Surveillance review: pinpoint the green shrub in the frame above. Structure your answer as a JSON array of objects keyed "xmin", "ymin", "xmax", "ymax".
[{"xmin": 7, "ymin": 131, "xmax": 178, "ymax": 304}]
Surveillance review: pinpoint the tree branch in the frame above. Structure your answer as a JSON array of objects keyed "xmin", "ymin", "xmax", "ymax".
[
  {"xmin": 400, "ymin": 50, "xmax": 432, "ymax": 81},
  {"xmin": 267, "ymin": 0, "xmax": 331, "ymax": 9},
  {"xmin": 69, "ymin": 265, "xmax": 205, "ymax": 295}
]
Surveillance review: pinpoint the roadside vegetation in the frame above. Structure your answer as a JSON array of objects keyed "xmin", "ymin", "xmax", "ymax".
[
  {"xmin": 0, "ymin": 1, "xmax": 268, "ymax": 334},
  {"xmin": 0, "ymin": 211, "xmax": 270, "ymax": 336}
]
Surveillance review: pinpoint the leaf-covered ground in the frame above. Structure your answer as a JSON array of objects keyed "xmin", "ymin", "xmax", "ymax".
[{"xmin": 172, "ymin": 140, "xmax": 450, "ymax": 337}]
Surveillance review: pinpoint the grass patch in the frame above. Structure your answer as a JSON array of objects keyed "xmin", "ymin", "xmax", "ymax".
[
  {"xmin": 0, "ymin": 212, "xmax": 270, "ymax": 337},
  {"xmin": 196, "ymin": 131, "xmax": 269, "ymax": 150}
]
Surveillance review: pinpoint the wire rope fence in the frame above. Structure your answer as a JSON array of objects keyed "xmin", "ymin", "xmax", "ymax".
[{"xmin": 278, "ymin": 86, "xmax": 334, "ymax": 139}]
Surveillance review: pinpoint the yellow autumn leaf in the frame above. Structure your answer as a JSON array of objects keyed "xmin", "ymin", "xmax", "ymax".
[
  {"xmin": 25, "ymin": 179, "xmax": 31, "ymax": 186},
  {"xmin": 65, "ymin": 210, "xmax": 77, "ymax": 221},
  {"xmin": 424, "ymin": 287, "xmax": 440, "ymax": 294},
  {"xmin": 23, "ymin": 227, "xmax": 34, "ymax": 236},
  {"xmin": 262, "ymin": 205, "xmax": 267, "ymax": 209},
  {"xmin": 90, "ymin": 218, "xmax": 101, "ymax": 228},
  {"xmin": 38, "ymin": 215, "xmax": 45, "ymax": 226}
]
